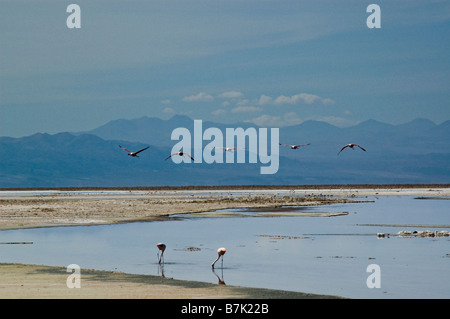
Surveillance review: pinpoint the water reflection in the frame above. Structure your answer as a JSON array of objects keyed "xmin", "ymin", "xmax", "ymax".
[
  {"xmin": 157, "ymin": 263, "xmax": 165, "ymax": 278},
  {"xmin": 0, "ymin": 195, "xmax": 449, "ymax": 298},
  {"xmin": 212, "ymin": 268, "xmax": 226, "ymax": 285}
]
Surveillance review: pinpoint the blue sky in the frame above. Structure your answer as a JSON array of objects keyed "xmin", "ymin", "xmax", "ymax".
[{"xmin": 1, "ymin": 0, "xmax": 449, "ymax": 137}]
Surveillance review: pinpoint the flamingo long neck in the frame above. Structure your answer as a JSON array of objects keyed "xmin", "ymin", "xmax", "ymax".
[{"xmin": 212, "ymin": 255, "xmax": 221, "ymax": 267}]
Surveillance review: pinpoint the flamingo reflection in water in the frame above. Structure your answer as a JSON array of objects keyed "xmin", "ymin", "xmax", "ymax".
[
  {"xmin": 157, "ymin": 263, "xmax": 165, "ymax": 278},
  {"xmin": 212, "ymin": 268, "xmax": 226, "ymax": 285}
]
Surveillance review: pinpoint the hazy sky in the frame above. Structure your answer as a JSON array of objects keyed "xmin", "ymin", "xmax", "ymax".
[{"xmin": 1, "ymin": 0, "xmax": 449, "ymax": 137}]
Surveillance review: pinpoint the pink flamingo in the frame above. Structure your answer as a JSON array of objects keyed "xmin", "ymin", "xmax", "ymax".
[
  {"xmin": 279, "ymin": 143, "xmax": 310, "ymax": 149},
  {"xmin": 165, "ymin": 152, "xmax": 195, "ymax": 161},
  {"xmin": 211, "ymin": 247, "xmax": 226, "ymax": 269},
  {"xmin": 338, "ymin": 143, "xmax": 367, "ymax": 155},
  {"xmin": 119, "ymin": 145, "xmax": 150, "ymax": 157},
  {"xmin": 156, "ymin": 243, "xmax": 166, "ymax": 264}
]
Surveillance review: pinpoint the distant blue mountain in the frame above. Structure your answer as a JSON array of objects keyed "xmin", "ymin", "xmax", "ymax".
[
  {"xmin": 1, "ymin": 116, "xmax": 449, "ymax": 188},
  {"xmin": 81, "ymin": 115, "xmax": 257, "ymax": 147}
]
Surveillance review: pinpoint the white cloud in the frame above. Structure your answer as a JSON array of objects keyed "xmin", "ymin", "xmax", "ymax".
[
  {"xmin": 250, "ymin": 114, "xmax": 282, "ymax": 127},
  {"xmin": 273, "ymin": 95, "xmax": 294, "ymax": 105},
  {"xmin": 231, "ymin": 106, "xmax": 262, "ymax": 113},
  {"xmin": 218, "ymin": 91, "xmax": 244, "ymax": 99},
  {"xmin": 274, "ymin": 94, "xmax": 310, "ymax": 105},
  {"xmin": 250, "ymin": 113, "xmax": 357, "ymax": 128},
  {"xmin": 236, "ymin": 99, "xmax": 250, "ymax": 106},
  {"xmin": 182, "ymin": 92, "xmax": 214, "ymax": 102},
  {"xmin": 249, "ymin": 112, "xmax": 303, "ymax": 127},
  {"xmin": 322, "ymin": 98, "xmax": 336, "ymax": 106},
  {"xmin": 162, "ymin": 107, "xmax": 175, "ymax": 114},
  {"xmin": 161, "ymin": 99, "xmax": 172, "ymax": 105},
  {"xmin": 273, "ymin": 93, "xmax": 335, "ymax": 106},
  {"xmin": 212, "ymin": 109, "xmax": 227, "ymax": 116},
  {"xmin": 258, "ymin": 94, "xmax": 273, "ymax": 105},
  {"xmin": 283, "ymin": 112, "xmax": 304, "ymax": 125}
]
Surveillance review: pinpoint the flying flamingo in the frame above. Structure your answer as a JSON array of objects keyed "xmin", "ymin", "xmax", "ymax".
[
  {"xmin": 279, "ymin": 143, "xmax": 310, "ymax": 149},
  {"xmin": 338, "ymin": 143, "xmax": 367, "ymax": 155},
  {"xmin": 119, "ymin": 145, "xmax": 150, "ymax": 157},
  {"xmin": 156, "ymin": 243, "xmax": 166, "ymax": 264},
  {"xmin": 211, "ymin": 247, "xmax": 226, "ymax": 269},
  {"xmin": 215, "ymin": 147, "xmax": 239, "ymax": 152},
  {"xmin": 165, "ymin": 152, "xmax": 195, "ymax": 161}
]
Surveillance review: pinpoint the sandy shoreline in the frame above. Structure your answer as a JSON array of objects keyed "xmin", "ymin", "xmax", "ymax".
[
  {"xmin": 1, "ymin": 185, "xmax": 449, "ymax": 299},
  {"xmin": 1, "ymin": 185, "xmax": 449, "ymax": 230},
  {"xmin": 0, "ymin": 263, "xmax": 341, "ymax": 299}
]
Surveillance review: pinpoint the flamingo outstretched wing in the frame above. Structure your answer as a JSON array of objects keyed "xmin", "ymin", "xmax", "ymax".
[
  {"xmin": 134, "ymin": 146, "xmax": 150, "ymax": 155},
  {"xmin": 119, "ymin": 145, "xmax": 133, "ymax": 153},
  {"xmin": 292, "ymin": 143, "xmax": 310, "ymax": 148},
  {"xmin": 338, "ymin": 145, "xmax": 349, "ymax": 154},
  {"xmin": 165, "ymin": 152, "xmax": 195, "ymax": 161},
  {"xmin": 355, "ymin": 144, "xmax": 366, "ymax": 152},
  {"xmin": 182, "ymin": 152, "xmax": 195, "ymax": 161},
  {"xmin": 165, "ymin": 153, "xmax": 175, "ymax": 160}
]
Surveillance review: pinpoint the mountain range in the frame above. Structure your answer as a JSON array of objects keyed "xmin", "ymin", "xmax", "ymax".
[{"xmin": 1, "ymin": 115, "xmax": 449, "ymax": 188}]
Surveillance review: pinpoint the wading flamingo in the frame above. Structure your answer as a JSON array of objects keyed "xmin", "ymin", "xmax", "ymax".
[
  {"xmin": 338, "ymin": 143, "xmax": 366, "ymax": 155},
  {"xmin": 119, "ymin": 145, "xmax": 150, "ymax": 157},
  {"xmin": 211, "ymin": 247, "xmax": 226, "ymax": 269},
  {"xmin": 156, "ymin": 243, "xmax": 166, "ymax": 264},
  {"xmin": 165, "ymin": 152, "xmax": 195, "ymax": 161},
  {"xmin": 279, "ymin": 143, "xmax": 310, "ymax": 149}
]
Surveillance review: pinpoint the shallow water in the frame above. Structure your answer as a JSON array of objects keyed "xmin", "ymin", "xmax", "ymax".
[{"xmin": 0, "ymin": 195, "xmax": 449, "ymax": 298}]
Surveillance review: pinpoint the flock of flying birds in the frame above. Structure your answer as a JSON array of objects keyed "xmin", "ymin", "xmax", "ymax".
[
  {"xmin": 280, "ymin": 142, "xmax": 367, "ymax": 154},
  {"xmin": 119, "ymin": 145, "xmax": 195, "ymax": 161},
  {"xmin": 119, "ymin": 142, "xmax": 367, "ymax": 160}
]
